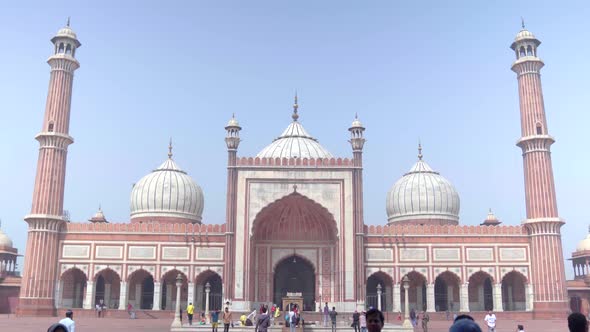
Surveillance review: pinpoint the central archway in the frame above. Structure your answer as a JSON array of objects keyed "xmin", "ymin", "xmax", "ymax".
[{"xmin": 274, "ymin": 255, "xmax": 315, "ymax": 311}]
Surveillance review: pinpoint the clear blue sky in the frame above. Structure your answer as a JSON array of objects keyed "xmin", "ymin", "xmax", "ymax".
[{"xmin": 1, "ymin": 1, "xmax": 588, "ymax": 279}]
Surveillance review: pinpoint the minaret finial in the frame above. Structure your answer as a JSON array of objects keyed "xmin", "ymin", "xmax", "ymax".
[
  {"xmin": 168, "ymin": 138, "xmax": 173, "ymax": 159},
  {"xmin": 67, "ymin": 17, "xmax": 71, "ymax": 27},
  {"xmin": 292, "ymin": 91, "xmax": 299, "ymax": 121},
  {"xmin": 418, "ymin": 141, "xmax": 423, "ymax": 160},
  {"xmin": 521, "ymin": 17, "xmax": 525, "ymax": 29},
  {"xmin": 588, "ymin": 224, "xmax": 590, "ymax": 234}
]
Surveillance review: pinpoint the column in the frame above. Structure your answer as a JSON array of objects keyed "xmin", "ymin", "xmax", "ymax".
[
  {"xmin": 493, "ymin": 283, "xmax": 503, "ymax": 312},
  {"xmin": 135, "ymin": 284, "xmax": 142, "ymax": 308},
  {"xmin": 376, "ymin": 284, "xmax": 382, "ymax": 311},
  {"xmin": 459, "ymin": 283, "xmax": 469, "ymax": 312},
  {"xmin": 525, "ymin": 283, "xmax": 534, "ymax": 311},
  {"xmin": 172, "ymin": 275, "xmax": 183, "ymax": 328},
  {"xmin": 54, "ymin": 280, "xmax": 62, "ymax": 308},
  {"xmin": 416, "ymin": 285, "xmax": 423, "ymax": 311},
  {"xmin": 447, "ymin": 286, "xmax": 453, "ymax": 311},
  {"xmin": 83, "ymin": 280, "xmax": 95, "ymax": 309},
  {"xmin": 166, "ymin": 284, "xmax": 173, "ymax": 310},
  {"xmin": 393, "ymin": 283, "xmax": 401, "ymax": 313},
  {"xmin": 152, "ymin": 282, "xmax": 161, "ymax": 310},
  {"xmin": 205, "ymin": 282, "xmax": 211, "ymax": 323},
  {"xmin": 426, "ymin": 284, "xmax": 435, "ymax": 312},
  {"xmin": 118, "ymin": 281, "xmax": 127, "ymax": 310},
  {"xmin": 105, "ymin": 284, "xmax": 112, "ymax": 309}
]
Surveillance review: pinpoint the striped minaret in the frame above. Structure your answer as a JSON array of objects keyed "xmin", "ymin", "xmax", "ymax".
[
  {"xmin": 511, "ymin": 24, "xmax": 568, "ymax": 317},
  {"xmin": 17, "ymin": 21, "xmax": 80, "ymax": 316}
]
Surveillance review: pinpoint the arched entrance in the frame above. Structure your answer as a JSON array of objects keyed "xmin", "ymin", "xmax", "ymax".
[
  {"xmin": 367, "ymin": 272, "xmax": 393, "ymax": 311},
  {"xmin": 434, "ymin": 271, "xmax": 460, "ymax": 312},
  {"xmin": 251, "ymin": 192, "xmax": 338, "ymax": 309},
  {"xmin": 400, "ymin": 271, "xmax": 427, "ymax": 312},
  {"xmin": 94, "ymin": 269, "xmax": 121, "ymax": 309},
  {"xmin": 60, "ymin": 268, "xmax": 87, "ymax": 308},
  {"xmin": 161, "ymin": 270, "xmax": 188, "ymax": 311},
  {"xmin": 195, "ymin": 270, "xmax": 223, "ymax": 312},
  {"xmin": 274, "ymin": 255, "xmax": 315, "ymax": 311},
  {"xmin": 501, "ymin": 271, "xmax": 526, "ymax": 311},
  {"xmin": 468, "ymin": 271, "xmax": 493, "ymax": 311},
  {"xmin": 127, "ymin": 269, "xmax": 154, "ymax": 310}
]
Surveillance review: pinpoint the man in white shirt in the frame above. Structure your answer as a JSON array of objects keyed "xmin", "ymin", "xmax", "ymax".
[
  {"xmin": 59, "ymin": 310, "xmax": 76, "ymax": 332},
  {"xmin": 484, "ymin": 310, "xmax": 496, "ymax": 332}
]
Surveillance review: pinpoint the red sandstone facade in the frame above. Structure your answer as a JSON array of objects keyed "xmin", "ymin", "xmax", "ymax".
[{"xmin": 14, "ymin": 23, "xmax": 571, "ymax": 319}]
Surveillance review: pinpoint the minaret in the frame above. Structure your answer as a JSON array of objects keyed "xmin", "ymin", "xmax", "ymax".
[
  {"xmin": 511, "ymin": 23, "xmax": 568, "ymax": 316},
  {"xmin": 223, "ymin": 114, "xmax": 241, "ymax": 302},
  {"xmin": 18, "ymin": 21, "xmax": 81, "ymax": 316},
  {"xmin": 349, "ymin": 114, "xmax": 366, "ymax": 308}
]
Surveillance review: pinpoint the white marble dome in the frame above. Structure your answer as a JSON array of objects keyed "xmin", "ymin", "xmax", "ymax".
[
  {"xmin": 130, "ymin": 157, "xmax": 204, "ymax": 223},
  {"xmin": 256, "ymin": 120, "xmax": 333, "ymax": 159},
  {"xmin": 0, "ymin": 228, "xmax": 13, "ymax": 248},
  {"xmin": 386, "ymin": 155, "xmax": 460, "ymax": 224},
  {"xmin": 576, "ymin": 229, "xmax": 590, "ymax": 251},
  {"xmin": 514, "ymin": 29, "xmax": 536, "ymax": 43}
]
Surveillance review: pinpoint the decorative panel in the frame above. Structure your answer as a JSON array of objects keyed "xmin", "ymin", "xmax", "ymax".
[
  {"xmin": 128, "ymin": 246, "xmax": 156, "ymax": 259},
  {"xmin": 366, "ymin": 248, "xmax": 393, "ymax": 261},
  {"xmin": 62, "ymin": 245, "xmax": 90, "ymax": 258},
  {"xmin": 196, "ymin": 247, "xmax": 223, "ymax": 260},
  {"xmin": 162, "ymin": 247, "xmax": 189, "ymax": 260},
  {"xmin": 499, "ymin": 248, "xmax": 526, "ymax": 261},
  {"xmin": 466, "ymin": 248, "xmax": 493, "ymax": 261},
  {"xmin": 96, "ymin": 246, "xmax": 122, "ymax": 259},
  {"xmin": 433, "ymin": 248, "xmax": 460, "ymax": 261},
  {"xmin": 399, "ymin": 248, "xmax": 427, "ymax": 262}
]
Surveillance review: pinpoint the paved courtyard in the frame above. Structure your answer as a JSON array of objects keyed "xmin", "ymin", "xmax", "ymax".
[{"xmin": 0, "ymin": 315, "xmax": 570, "ymax": 332}]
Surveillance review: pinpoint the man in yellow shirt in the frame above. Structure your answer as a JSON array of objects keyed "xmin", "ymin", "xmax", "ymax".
[{"xmin": 187, "ymin": 302, "xmax": 195, "ymax": 325}]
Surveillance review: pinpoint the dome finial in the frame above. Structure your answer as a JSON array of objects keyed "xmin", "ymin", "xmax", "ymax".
[
  {"xmin": 67, "ymin": 17, "xmax": 71, "ymax": 27},
  {"xmin": 418, "ymin": 142, "xmax": 423, "ymax": 160},
  {"xmin": 168, "ymin": 138, "xmax": 173, "ymax": 159},
  {"xmin": 521, "ymin": 17, "xmax": 525, "ymax": 29},
  {"xmin": 292, "ymin": 91, "xmax": 299, "ymax": 122}
]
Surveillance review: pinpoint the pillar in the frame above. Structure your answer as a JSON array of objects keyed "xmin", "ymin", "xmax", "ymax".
[
  {"xmin": 426, "ymin": 284, "xmax": 435, "ymax": 312},
  {"xmin": 526, "ymin": 283, "xmax": 534, "ymax": 311},
  {"xmin": 152, "ymin": 282, "xmax": 161, "ymax": 310},
  {"xmin": 135, "ymin": 283, "xmax": 142, "ymax": 308},
  {"xmin": 83, "ymin": 281, "xmax": 95, "ymax": 309},
  {"xmin": 416, "ymin": 285, "xmax": 423, "ymax": 311},
  {"xmin": 376, "ymin": 284, "xmax": 382, "ymax": 311},
  {"xmin": 166, "ymin": 284, "xmax": 173, "ymax": 310},
  {"xmin": 187, "ymin": 282, "xmax": 195, "ymax": 307},
  {"xmin": 205, "ymin": 283, "xmax": 211, "ymax": 323},
  {"xmin": 105, "ymin": 284, "xmax": 112, "ymax": 308},
  {"xmin": 171, "ymin": 275, "xmax": 183, "ymax": 328},
  {"xmin": 493, "ymin": 283, "xmax": 503, "ymax": 312},
  {"xmin": 55, "ymin": 280, "xmax": 62, "ymax": 308},
  {"xmin": 393, "ymin": 283, "xmax": 401, "ymax": 313},
  {"xmin": 118, "ymin": 281, "xmax": 127, "ymax": 310},
  {"xmin": 460, "ymin": 283, "xmax": 469, "ymax": 312}
]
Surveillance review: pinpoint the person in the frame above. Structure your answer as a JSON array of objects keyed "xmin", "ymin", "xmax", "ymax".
[
  {"xmin": 99, "ymin": 299, "xmax": 106, "ymax": 318},
  {"xmin": 516, "ymin": 324, "xmax": 524, "ymax": 332},
  {"xmin": 289, "ymin": 307, "xmax": 298, "ymax": 332},
  {"xmin": 396, "ymin": 311, "xmax": 401, "ymax": 321},
  {"xmin": 211, "ymin": 309, "xmax": 220, "ymax": 332},
  {"xmin": 410, "ymin": 308, "xmax": 416, "ymax": 327},
  {"xmin": 270, "ymin": 304, "xmax": 276, "ymax": 325},
  {"xmin": 421, "ymin": 311, "xmax": 429, "ymax": 332},
  {"xmin": 223, "ymin": 307, "xmax": 233, "ymax": 332},
  {"xmin": 568, "ymin": 312, "xmax": 589, "ymax": 332},
  {"xmin": 47, "ymin": 323, "xmax": 69, "ymax": 332},
  {"xmin": 323, "ymin": 302, "xmax": 330, "ymax": 327},
  {"xmin": 450, "ymin": 318, "xmax": 482, "ymax": 332},
  {"xmin": 256, "ymin": 306, "xmax": 271, "ymax": 332},
  {"xmin": 446, "ymin": 309, "xmax": 450, "ymax": 321},
  {"xmin": 96, "ymin": 302, "xmax": 102, "ymax": 318},
  {"xmin": 359, "ymin": 311, "xmax": 367, "ymax": 332},
  {"xmin": 59, "ymin": 309, "xmax": 76, "ymax": 332},
  {"xmin": 455, "ymin": 314, "xmax": 475, "ymax": 323},
  {"xmin": 365, "ymin": 308, "xmax": 384, "ymax": 332},
  {"xmin": 484, "ymin": 310, "xmax": 496, "ymax": 332},
  {"xmin": 187, "ymin": 302, "xmax": 195, "ymax": 325},
  {"xmin": 273, "ymin": 305, "xmax": 281, "ymax": 326},
  {"xmin": 329, "ymin": 306, "xmax": 338, "ymax": 332},
  {"xmin": 180, "ymin": 307, "xmax": 183, "ymax": 324},
  {"xmin": 352, "ymin": 310, "xmax": 360, "ymax": 332}
]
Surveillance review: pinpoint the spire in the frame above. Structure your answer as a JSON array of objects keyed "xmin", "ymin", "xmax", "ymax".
[
  {"xmin": 521, "ymin": 17, "xmax": 525, "ymax": 29},
  {"xmin": 418, "ymin": 142, "xmax": 423, "ymax": 161},
  {"xmin": 67, "ymin": 17, "xmax": 71, "ymax": 27},
  {"xmin": 292, "ymin": 92, "xmax": 299, "ymax": 122},
  {"xmin": 168, "ymin": 138, "xmax": 173, "ymax": 159}
]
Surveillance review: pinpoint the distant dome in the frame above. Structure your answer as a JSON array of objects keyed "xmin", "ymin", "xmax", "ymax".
[
  {"xmin": 576, "ymin": 228, "xmax": 590, "ymax": 252},
  {"xmin": 226, "ymin": 115, "xmax": 240, "ymax": 128},
  {"xmin": 130, "ymin": 156, "xmax": 204, "ymax": 223},
  {"xmin": 0, "ymin": 228, "xmax": 13, "ymax": 248},
  {"xmin": 386, "ymin": 150, "xmax": 460, "ymax": 225},
  {"xmin": 56, "ymin": 26, "xmax": 78, "ymax": 40},
  {"xmin": 89, "ymin": 206, "xmax": 108, "ymax": 223},
  {"xmin": 514, "ymin": 29, "xmax": 536, "ymax": 43}
]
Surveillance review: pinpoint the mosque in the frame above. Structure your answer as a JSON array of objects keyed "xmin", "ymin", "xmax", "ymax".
[{"xmin": 3, "ymin": 22, "xmax": 584, "ymax": 319}]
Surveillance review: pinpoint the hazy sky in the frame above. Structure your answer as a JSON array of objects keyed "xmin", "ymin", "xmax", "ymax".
[{"xmin": 1, "ymin": 1, "xmax": 588, "ymax": 279}]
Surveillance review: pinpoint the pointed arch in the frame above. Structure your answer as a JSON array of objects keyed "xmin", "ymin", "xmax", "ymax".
[
  {"xmin": 367, "ymin": 271, "xmax": 394, "ymax": 311},
  {"xmin": 468, "ymin": 271, "xmax": 494, "ymax": 311},
  {"xmin": 127, "ymin": 269, "xmax": 155, "ymax": 310},
  {"xmin": 194, "ymin": 269, "xmax": 223, "ymax": 311},
  {"xmin": 400, "ymin": 271, "xmax": 428, "ymax": 312},
  {"xmin": 434, "ymin": 271, "xmax": 460, "ymax": 312},
  {"xmin": 501, "ymin": 270, "xmax": 527, "ymax": 311},
  {"xmin": 93, "ymin": 268, "xmax": 121, "ymax": 310},
  {"xmin": 60, "ymin": 267, "xmax": 87, "ymax": 309}
]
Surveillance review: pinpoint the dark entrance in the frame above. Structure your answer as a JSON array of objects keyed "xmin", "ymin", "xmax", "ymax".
[{"xmin": 273, "ymin": 255, "xmax": 315, "ymax": 311}]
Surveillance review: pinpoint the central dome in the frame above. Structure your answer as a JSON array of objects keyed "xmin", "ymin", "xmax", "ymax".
[
  {"xmin": 256, "ymin": 96, "xmax": 333, "ymax": 159},
  {"xmin": 130, "ymin": 149, "xmax": 204, "ymax": 224},
  {"xmin": 386, "ymin": 147, "xmax": 460, "ymax": 225}
]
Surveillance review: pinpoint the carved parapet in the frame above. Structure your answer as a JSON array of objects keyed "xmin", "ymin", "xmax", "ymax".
[
  {"xmin": 65, "ymin": 221, "xmax": 227, "ymax": 234},
  {"xmin": 365, "ymin": 224, "xmax": 527, "ymax": 236},
  {"xmin": 236, "ymin": 156, "xmax": 354, "ymax": 167}
]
